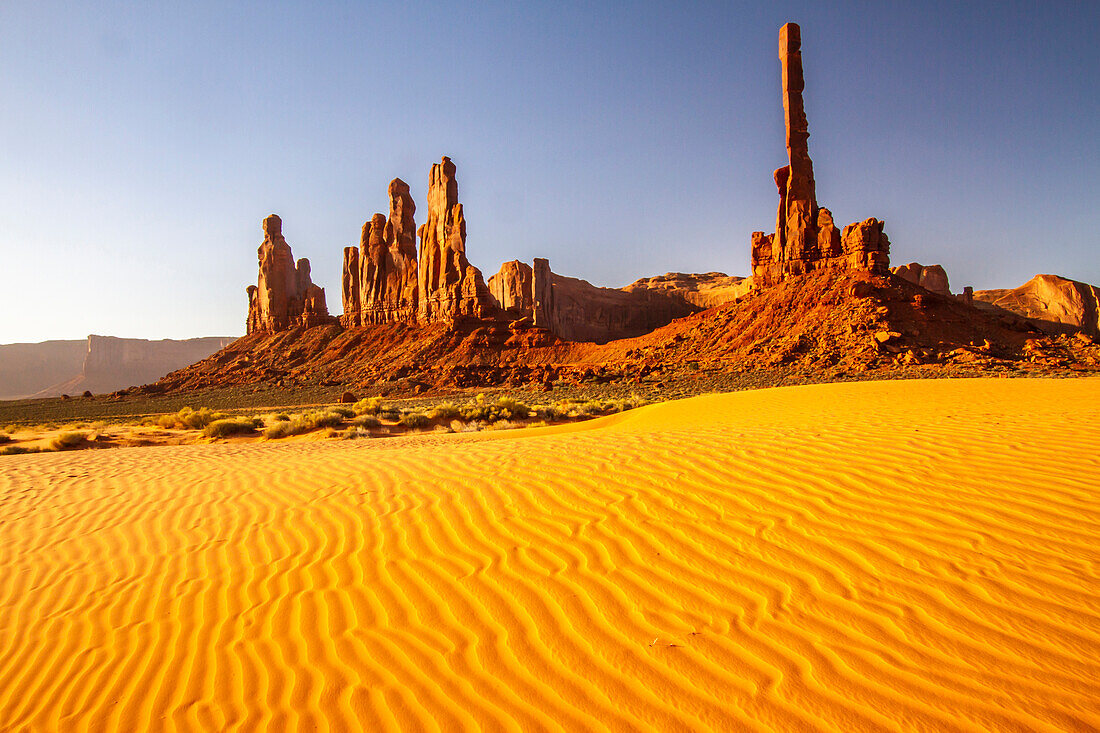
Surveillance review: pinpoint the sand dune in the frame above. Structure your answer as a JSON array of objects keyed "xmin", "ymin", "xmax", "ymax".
[{"xmin": 1, "ymin": 378, "xmax": 1099, "ymax": 731}]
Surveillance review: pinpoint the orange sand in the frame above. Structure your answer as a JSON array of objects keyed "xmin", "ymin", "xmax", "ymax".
[{"xmin": 1, "ymin": 378, "xmax": 1098, "ymax": 731}]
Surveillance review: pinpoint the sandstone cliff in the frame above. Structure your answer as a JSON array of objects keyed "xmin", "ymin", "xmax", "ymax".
[
  {"xmin": 487, "ymin": 260, "xmax": 534, "ymax": 317},
  {"xmin": 0, "ymin": 335, "xmax": 233, "ymax": 399},
  {"xmin": 974, "ymin": 274, "xmax": 1100, "ymax": 337}
]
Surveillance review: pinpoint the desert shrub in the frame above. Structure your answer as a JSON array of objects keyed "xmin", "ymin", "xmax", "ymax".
[
  {"xmin": 399, "ymin": 412, "xmax": 430, "ymax": 429},
  {"xmin": 353, "ymin": 415, "xmax": 381, "ymax": 428},
  {"xmin": 273, "ymin": 414, "xmax": 290, "ymax": 421},
  {"xmin": 264, "ymin": 420, "xmax": 297, "ymax": 439},
  {"xmin": 379, "ymin": 409, "xmax": 401, "ymax": 422},
  {"xmin": 487, "ymin": 420, "xmax": 515, "ymax": 431},
  {"xmin": 158, "ymin": 407, "xmax": 227, "ymax": 430},
  {"xmin": 203, "ymin": 417, "xmax": 261, "ymax": 438},
  {"xmin": 311, "ymin": 411, "xmax": 345, "ymax": 429},
  {"xmin": 330, "ymin": 406, "xmax": 355, "ymax": 419},
  {"xmin": 1, "ymin": 445, "xmax": 43, "ymax": 456},
  {"xmin": 49, "ymin": 431, "xmax": 87, "ymax": 450},
  {"xmin": 0, "ymin": 434, "xmax": 11, "ymax": 445},
  {"xmin": 263, "ymin": 410, "xmax": 345, "ymax": 440},
  {"xmin": 352, "ymin": 396, "xmax": 384, "ymax": 415},
  {"xmin": 322, "ymin": 428, "xmax": 340, "ymax": 439},
  {"xmin": 428, "ymin": 402, "xmax": 461, "ymax": 420},
  {"xmin": 495, "ymin": 397, "xmax": 530, "ymax": 419}
]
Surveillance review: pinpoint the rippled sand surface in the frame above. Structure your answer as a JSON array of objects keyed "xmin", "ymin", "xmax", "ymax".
[{"xmin": 2, "ymin": 378, "xmax": 1098, "ymax": 731}]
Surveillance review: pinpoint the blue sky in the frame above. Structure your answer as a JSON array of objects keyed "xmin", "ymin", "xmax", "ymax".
[{"xmin": 2, "ymin": 1, "xmax": 1097, "ymax": 342}]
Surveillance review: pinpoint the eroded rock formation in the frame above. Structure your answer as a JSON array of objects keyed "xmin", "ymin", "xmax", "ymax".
[
  {"xmin": 892, "ymin": 263, "xmax": 951, "ymax": 297},
  {"xmin": 974, "ymin": 274, "xmax": 1100, "ymax": 337},
  {"xmin": 247, "ymin": 214, "xmax": 330, "ymax": 334},
  {"xmin": 356, "ymin": 180, "xmax": 420, "ymax": 324},
  {"xmin": 417, "ymin": 157, "xmax": 497, "ymax": 322},
  {"xmin": 488, "ymin": 260, "xmax": 534, "ymax": 316},
  {"xmin": 751, "ymin": 23, "xmax": 890, "ymax": 287},
  {"xmin": 341, "ymin": 247, "xmax": 360, "ymax": 328}
]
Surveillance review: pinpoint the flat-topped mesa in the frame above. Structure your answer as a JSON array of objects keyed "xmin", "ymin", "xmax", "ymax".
[
  {"xmin": 417, "ymin": 157, "xmax": 497, "ymax": 323},
  {"xmin": 247, "ymin": 214, "xmax": 330, "ymax": 334},
  {"xmin": 751, "ymin": 23, "xmax": 890, "ymax": 288}
]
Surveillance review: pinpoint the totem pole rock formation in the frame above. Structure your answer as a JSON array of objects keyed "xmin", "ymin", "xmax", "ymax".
[
  {"xmin": 751, "ymin": 23, "xmax": 890, "ymax": 287},
  {"xmin": 246, "ymin": 214, "xmax": 329, "ymax": 334},
  {"xmin": 417, "ymin": 157, "xmax": 497, "ymax": 322}
]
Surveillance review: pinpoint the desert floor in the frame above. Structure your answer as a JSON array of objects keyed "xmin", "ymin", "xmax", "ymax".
[{"xmin": 1, "ymin": 378, "xmax": 1098, "ymax": 731}]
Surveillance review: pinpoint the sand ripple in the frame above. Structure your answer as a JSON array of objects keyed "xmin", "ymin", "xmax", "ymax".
[{"xmin": 1, "ymin": 378, "xmax": 1098, "ymax": 731}]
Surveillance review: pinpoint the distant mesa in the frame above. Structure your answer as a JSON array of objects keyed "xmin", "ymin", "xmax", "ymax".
[{"xmin": 0, "ymin": 335, "xmax": 233, "ymax": 400}]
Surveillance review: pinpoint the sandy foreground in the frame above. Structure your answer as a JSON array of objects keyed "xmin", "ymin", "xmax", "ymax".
[{"xmin": 1, "ymin": 378, "xmax": 1098, "ymax": 732}]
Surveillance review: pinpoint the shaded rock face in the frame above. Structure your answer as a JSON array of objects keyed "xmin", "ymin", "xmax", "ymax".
[
  {"xmin": 974, "ymin": 274, "xmax": 1100, "ymax": 337},
  {"xmin": 892, "ymin": 262, "xmax": 951, "ymax": 296},
  {"xmin": 487, "ymin": 259, "xmax": 704, "ymax": 343},
  {"xmin": 417, "ymin": 157, "xmax": 497, "ymax": 322},
  {"xmin": 247, "ymin": 214, "xmax": 330, "ymax": 334},
  {"xmin": 488, "ymin": 260, "xmax": 534, "ymax": 316},
  {"xmin": 751, "ymin": 23, "xmax": 890, "ymax": 287},
  {"xmin": 541, "ymin": 271, "xmax": 698, "ymax": 343}
]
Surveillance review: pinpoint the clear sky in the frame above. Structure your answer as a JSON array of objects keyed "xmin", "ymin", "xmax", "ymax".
[{"xmin": 2, "ymin": 0, "xmax": 1097, "ymax": 343}]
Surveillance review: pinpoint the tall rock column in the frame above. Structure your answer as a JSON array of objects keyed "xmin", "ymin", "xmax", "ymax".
[
  {"xmin": 341, "ymin": 247, "xmax": 361, "ymax": 327},
  {"xmin": 246, "ymin": 214, "xmax": 330, "ymax": 333},
  {"xmin": 381, "ymin": 178, "xmax": 419, "ymax": 321},
  {"xmin": 749, "ymin": 22, "xmax": 890, "ymax": 287},
  {"xmin": 778, "ymin": 21, "xmax": 818, "ymax": 265},
  {"xmin": 359, "ymin": 214, "xmax": 389, "ymax": 323},
  {"xmin": 416, "ymin": 156, "xmax": 496, "ymax": 322},
  {"xmin": 253, "ymin": 214, "xmax": 298, "ymax": 333},
  {"xmin": 532, "ymin": 257, "xmax": 555, "ymax": 329}
]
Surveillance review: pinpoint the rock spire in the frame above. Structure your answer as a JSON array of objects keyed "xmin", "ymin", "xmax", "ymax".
[
  {"xmin": 751, "ymin": 23, "xmax": 890, "ymax": 287},
  {"xmin": 246, "ymin": 214, "xmax": 329, "ymax": 334},
  {"xmin": 416, "ymin": 157, "xmax": 496, "ymax": 322}
]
